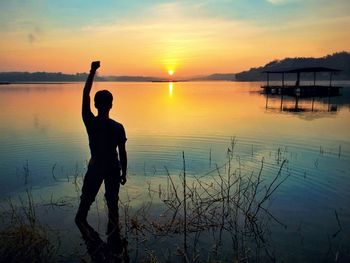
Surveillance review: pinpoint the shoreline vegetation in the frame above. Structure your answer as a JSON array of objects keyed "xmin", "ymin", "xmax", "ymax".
[
  {"xmin": 0, "ymin": 139, "xmax": 346, "ymax": 262},
  {"xmin": 0, "ymin": 142, "xmax": 291, "ymax": 262},
  {"xmin": 1, "ymin": 51, "xmax": 350, "ymax": 85}
]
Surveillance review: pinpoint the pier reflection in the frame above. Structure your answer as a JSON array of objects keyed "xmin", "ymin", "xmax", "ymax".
[
  {"xmin": 262, "ymin": 92, "xmax": 350, "ymax": 120},
  {"xmin": 265, "ymin": 94, "xmax": 338, "ymax": 111}
]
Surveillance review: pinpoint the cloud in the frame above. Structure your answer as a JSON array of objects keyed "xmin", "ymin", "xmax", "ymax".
[
  {"xmin": 27, "ymin": 33, "xmax": 36, "ymax": 43},
  {"xmin": 27, "ymin": 25, "xmax": 43, "ymax": 43},
  {"xmin": 34, "ymin": 25, "xmax": 42, "ymax": 34},
  {"xmin": 266, "ymin": 0, "xmax": 287, "ymax": 4}
]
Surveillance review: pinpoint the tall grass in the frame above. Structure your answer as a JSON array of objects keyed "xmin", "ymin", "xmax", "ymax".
[
  {"xmin": 0, "ymin": 190, "xmax": 58, "ymax": 262},
  {"xmin": 119, "ymin": 140, "xmax": 291, "ymax": 262},
  {"xmin": 0, "ymin": 141, "xmax": 293, "ymax": 262}
]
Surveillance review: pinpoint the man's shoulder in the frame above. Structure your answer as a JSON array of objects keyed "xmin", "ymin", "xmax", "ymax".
[
  {"xmin": 109, "ymin": 119, "xmax": 125, "ymax": 130},
  {"xmin": 109, "ymin": 119, "xmax": 127, "ymax": 142},
  {"xmin": 83, "ymin": 113, "xmax": 96, "ymax": 127}
]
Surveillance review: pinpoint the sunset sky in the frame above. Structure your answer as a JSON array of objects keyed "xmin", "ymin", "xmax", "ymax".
[{"xmin": 0, "ymin": 0, "xmax": 349, "ymax": 77}]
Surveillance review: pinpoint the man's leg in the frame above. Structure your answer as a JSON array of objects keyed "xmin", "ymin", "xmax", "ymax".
[
  {"xmin": 76, "ymin": 163, "xmax": 104, "ymax": 223},
  {"xmin": 104, "ymin": 169, "xmax": 121, "ymax": 236}
]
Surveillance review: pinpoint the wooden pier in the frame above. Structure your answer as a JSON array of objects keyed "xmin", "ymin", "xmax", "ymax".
[{"xmin": 261, "ymin": 67, "xmax": 342, "ymax": 98}]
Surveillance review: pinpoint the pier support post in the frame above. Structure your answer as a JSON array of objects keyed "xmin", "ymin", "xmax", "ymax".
[
  {"xmin": 265, "ymin": 94, "xmax": 269, "ymax": 109},
  {"xmin": 267, "ymin": 72, "xmax": 270, "ymax": 86},
  {"xmin": 329, "ymin": 72, "xmax": 333, "ymax": 87},
  {"xmin": 296, "ymin": 72, "xmax": 300, "ymax": 86},
  {"xmin": 313, "ymin": 72, "xmax": 316, "ymax": 86},
  {"xmin": 280, "ymin": 95, "xmax": 284, "ymax": 111},
  {"xmin": 295, "ymin": 96, "xmax": 299, "ymax": 111}
]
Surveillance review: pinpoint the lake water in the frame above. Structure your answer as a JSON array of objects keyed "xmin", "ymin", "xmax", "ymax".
[{"xmin": 0, "ymin": 81, "xmax": 349, "ymax": 262}]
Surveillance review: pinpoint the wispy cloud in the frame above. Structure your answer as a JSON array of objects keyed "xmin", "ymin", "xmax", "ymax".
[
  {"xmin": 27, "ymin": 33, "xmax": 35, "ymax": 43},
  {"xmin": 266, "ymin": 0, "xmax": 295, "ymax": 4},
  {"xmin": 26, "ymin": 25, "xmax": 43, "ymax": 44},
  {"xmin": 266, "ymin": 0, "xmax": 285, "ymax": 4}
]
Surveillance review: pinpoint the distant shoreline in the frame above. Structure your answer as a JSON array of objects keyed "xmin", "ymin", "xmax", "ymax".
[
  {"xmin": 2, "ymin": 79, "xmax": 350, "ymax": 86},
  {"xmin": 0, "ymin": 80, "xmax": 235, "ymax": 85},
  {"xmin": 0, "ymin": 82, "xmax": 76, "ymax": 85}
]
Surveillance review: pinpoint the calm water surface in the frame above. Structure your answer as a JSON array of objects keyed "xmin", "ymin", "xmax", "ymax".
[{"xmin": 0, "ymin": 81, "xmax": 349, "ymax": 261}]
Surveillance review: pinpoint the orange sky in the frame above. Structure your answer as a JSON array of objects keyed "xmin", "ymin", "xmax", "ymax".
[{"xmin": 0, "ymin": 1, "xmax": 349, "ymax": 78}]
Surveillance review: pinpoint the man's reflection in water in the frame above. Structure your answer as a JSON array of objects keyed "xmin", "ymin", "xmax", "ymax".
[{"xmin": 76, "ymin": 217, "xmax": 129, "ymax": 263}]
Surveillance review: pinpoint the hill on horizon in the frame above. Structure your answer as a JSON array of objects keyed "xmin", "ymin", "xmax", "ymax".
[
  {"xmin": 187, "ymin": 73, "xmax": 236, "ymax": 81},
  {"xmin": 235, "ymin": 51, "xmax": 350, "ymax": 81}
]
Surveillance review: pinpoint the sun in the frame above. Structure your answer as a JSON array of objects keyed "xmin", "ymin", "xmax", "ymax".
[{"xmin": 168, "ymin": 69, "xmax": 174, "ymax": 76}]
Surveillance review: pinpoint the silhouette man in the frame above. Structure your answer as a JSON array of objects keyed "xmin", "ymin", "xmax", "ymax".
[{"xmin": 75, "ymin": 61, "xmax": 127, "ymax": 238}]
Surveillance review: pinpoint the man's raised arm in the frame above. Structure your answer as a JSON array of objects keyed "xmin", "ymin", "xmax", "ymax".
[{"xmin": 82, "ymin": 61, "xmax": 100, "ymax": 121}]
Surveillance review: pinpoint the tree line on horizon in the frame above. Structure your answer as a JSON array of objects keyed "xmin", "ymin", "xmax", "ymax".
[
  {"xmin": 0, "ymin": 72, "xmax": 166, "ymax": 83},
  {"xmin": 235, "ymin": 51, "xmax": 350, "ymax": 81}
]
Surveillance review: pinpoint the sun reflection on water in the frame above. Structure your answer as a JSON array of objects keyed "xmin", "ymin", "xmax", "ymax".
[{"xmin": 168, "ymin": 81, "xmax": 173, "ymax": 97}]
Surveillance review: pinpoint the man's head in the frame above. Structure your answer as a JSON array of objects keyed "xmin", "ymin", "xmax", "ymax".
[{"xmin": 94, "ymin": 90, "xmax": 113, "ymax": 112}]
